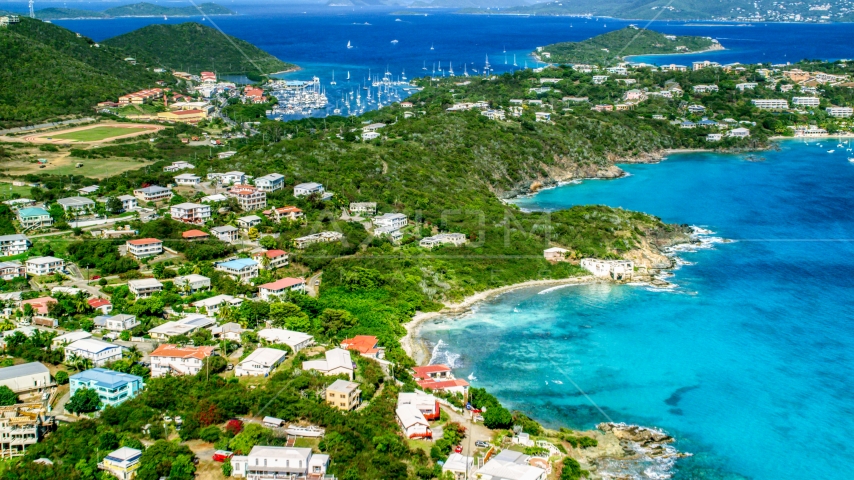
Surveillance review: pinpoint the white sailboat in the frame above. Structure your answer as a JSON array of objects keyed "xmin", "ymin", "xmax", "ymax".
[
  {"xmin": 422, "ymin": 60, "xmax": 427, "ymax": 71},
  {"xmin": 330, "ymin": 71, "xmax": 336, "ymax": 85},
  {"xmin": 430, "ymin": 42, "xmax": 434, "ymax": 50},
  {"xmin": 513, "ymin": 54, "xmax": 517, "ymax": 67},
  {"xmin": 347, "ymin": 71, "xmax": 350, "ymax": 80},
  {"xmin": 347, "ymin": 40, "xmax": 353, "ymax": 49}
]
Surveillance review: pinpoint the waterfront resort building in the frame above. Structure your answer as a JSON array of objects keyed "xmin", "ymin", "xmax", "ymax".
[
  {"xmin": 70, "ymin": 368, "xmax": 144, "ymax": 409},
  {"xmin": 580, "ymin": 258, "xmax": 634, "ymax": 281}
]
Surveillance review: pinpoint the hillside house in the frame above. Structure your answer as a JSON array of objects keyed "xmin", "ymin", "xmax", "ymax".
[
  {"xmin": 149, "ymin": 344, "xmax": 217, "ymax": 377},
  {"xmin": 128, "ymin": 278, "xmax": 163, "ymax": 298},
  {"xmin": 215, "ymin": 258, "xmax": 259, "ymax": 282},
  {"xmin": 302, "ymin": 348, "xmax": 354, "ymax": 380},
  {"xmin": 170, "ymin": 203, "xmax": 211, "ymax": 226},
  {"xmin": 235, "ymin": 348, "xmax": 287, "ymax": 377},
  {"xmin": 125, "ymin": 238, "xmax": 162, "ymax": 259}
]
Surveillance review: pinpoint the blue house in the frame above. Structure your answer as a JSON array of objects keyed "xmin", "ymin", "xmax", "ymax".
[{"xmin": 69, "ymin": 368, "xmax": 144, "ymax": 409}]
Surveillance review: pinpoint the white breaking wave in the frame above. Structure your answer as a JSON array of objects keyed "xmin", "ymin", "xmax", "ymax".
[
  {"xmin": 537, "ymin": 284, "xmax": 578, "ymax": 295},
  {"xmin": 428, "ymin": 339, "xmax": 463, "ymax": 368}
]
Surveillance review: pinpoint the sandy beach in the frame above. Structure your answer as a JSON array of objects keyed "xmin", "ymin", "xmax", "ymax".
[{"xmin": 401, "ymin": 275, "xmax": 600, "ymax": 364}]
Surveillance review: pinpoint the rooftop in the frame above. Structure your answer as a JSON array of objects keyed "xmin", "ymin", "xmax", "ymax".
[
  {"xmin": 65, "ymin": 338, "xmax": 120, "ymax": 354},
  {"xmin": 327, "ymin": 379, "xmax": 360, "ymax": 393},
  {"xmin": 259, "ymin": 277, "xmax": 303, "ymax": 290},
  {"xmin": 240, "ymin": 347, "xmax": 287, "ymax": 367},
  {"xmin": 127, "ymin": 238, "xmax": 161, "ymax": 246},
  {"xmin": 150, "ymin": 344, "xmax": 216, "ymax": 360},
  {"xmin": 217, "ymin": 258, "xmax": 258, "ymax": 270},
  {"xmin": 71, "ymin": 367, "xmax": 143, "ymax": 389},
  {"xmin": 0, "ymin": 362, "xmax": 49, "ymax": 382},
  {"xmin": 17, "ymin": 207, "xmax": 50, "ymax": 217}
]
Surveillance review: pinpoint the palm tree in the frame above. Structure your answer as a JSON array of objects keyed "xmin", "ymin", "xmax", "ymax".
[
  {"xmin": 65, "ymin": 353, "xmax": 93, "ymax": 372},
  {"xmin": 123, "ymin": 345, "xmax": 142, "ymax": 363}
]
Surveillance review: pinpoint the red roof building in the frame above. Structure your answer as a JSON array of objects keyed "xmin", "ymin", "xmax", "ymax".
[
  {"xmin": 87, "ymin": 298, "xmax": 113, "ymax": 314},
  {"xmin": 182, "ymin": 229, "xmax": 210, "ymax": 240},
  {"xmin": 21, "ymin": 297, "xmax": 56, "ymax": 315},
  {"xmin": 412, "ymin": 364, "xmax": 469, "ymax": 394},
  {"xmin": 341, "ymin": 335, "xmax": 383, "ymax": 358},
  {"xmin": 412, "ymin": 364, "xmax": 453, "ymax": 381}
]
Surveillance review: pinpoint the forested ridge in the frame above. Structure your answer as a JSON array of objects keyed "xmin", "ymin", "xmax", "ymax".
[
  {"xmin": 0, "ymin": 17, "xmax": 169, "ymax": 128},
  {"xmin": 104, "ymin": 22, "xmax": 295, "ymax": 75}
]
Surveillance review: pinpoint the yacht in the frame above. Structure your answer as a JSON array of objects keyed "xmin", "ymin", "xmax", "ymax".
[
  {"xmin": 430, "ymin": 43, "xmax": 434, "ymax": 50},
  {"xmin": 391, "ymin": 39, "xmax": 399, "ymax": 44},
  {"xmin": 827, "ymin": 150, "xmax": 835, "ymax": 153},
  {"xmin": 849, "ymin": 157, "xmax": 854, "ymax": 163},
  {"xmin": 347, "ymin": 40, "xmax": 353, "ymax": 49},
  {"xmin": 330, "ymin": 71, "xmax": 336, "ymax": 85},
  {"xmin": 422, "ymin": 60, "xmax": 427, "ymax": 71}
]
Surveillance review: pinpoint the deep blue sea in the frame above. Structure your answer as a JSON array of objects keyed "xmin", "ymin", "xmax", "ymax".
[
  {"xmin": 420, "ymin": 139, "xmax": 854, "ymax": 479},
  {"xmin": 5, "ymin": 1, "xmax": 854, "ymax": 117}
]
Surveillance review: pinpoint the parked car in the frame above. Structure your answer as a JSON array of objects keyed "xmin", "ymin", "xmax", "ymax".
[
  {"xmin": 475, "ymin": 440, "xmax": 489, "ymax": 448},
  {"xmin": 212, "ymin": 450, "xmax": 233, "ymax": 462},
  {"xmin": 454, "ymin": 445, "xmax": 463, "ymax": 454}
]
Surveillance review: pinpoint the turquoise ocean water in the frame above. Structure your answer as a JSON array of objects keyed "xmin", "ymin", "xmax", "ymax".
[{"xmin": 418, "ymin": 140, "xmax": 854, "ymax": 479}]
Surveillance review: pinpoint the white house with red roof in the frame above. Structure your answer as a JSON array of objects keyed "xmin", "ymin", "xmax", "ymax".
[
  {"xmin": 252, "ymin": 249, "xmax": 289, "ymax": 270},
  {"xmin": 149, "ymin": 344, "xmax": 217, "ymax": 377},
  {"xmin": 264, "ymin": 206, "xmax": 303, "ymax": 222},
  {"xmin": 258, "ymin": 277, "xmax": 305, "ymax": 301},
  {"xmin": 340, "ymin": 335, "xmax": 384, "ymax": 359},
  {"xmin": 412, "ymin": 364, "xmax": 470, "ymax": 395},
  {"xmin": 87, "ymin": 298, "xmax": 112, "ymax": 315},
  {"xmin": 125, "ymin": 238, "xmax": 162, "ymax": 259}
]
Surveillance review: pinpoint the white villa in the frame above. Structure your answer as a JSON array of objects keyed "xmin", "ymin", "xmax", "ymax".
[
  {"xmin": 580, "ymin": 258, "xmax": 634, "ymax": 281},
  {"xmin": 257, "ymin": 328, "xmax": 315, "ymax": 353},
  {"xmin": 234, "ymin": 348, "xmax": 287, "ymax": 377},
  {"xmin": 64, "ymin": 339, "xmax": 122, "ymax": 367},
  {"xmin": 302, "ymin": 348, "xmax": 354, "ymax": 379},
  {"xmin": 293, "ymin": 182, "xmax": 324, "ymax": 197}
]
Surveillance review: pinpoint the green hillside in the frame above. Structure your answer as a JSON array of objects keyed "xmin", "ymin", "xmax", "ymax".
[
  {"xmin": 459, "ymin": 0, "xmax": 849, "ymax": 22},
  {"xmin": 540, "ymin": 27, "xmax": 718, "ymax": 65},
  {"xmin": 34, "ymin": 7, "xmax": 108, "ymax": 20},
  {"xmin": 0, "ymin": 17, "xmax": 168, "ymax": 128},
  {"xmin": 104, "ymin": 22, "xmax": 295, "ymax": 75},
  {"xmin": 103, "ymin": 2, "xmax": 234, "ymax": 17},
  {"xmin": 33, "ymin": 2, "xmax": 234, "ymax": 20}
]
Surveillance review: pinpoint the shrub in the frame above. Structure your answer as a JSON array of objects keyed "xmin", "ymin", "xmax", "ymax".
[
  {"xmin": 0, "ymin": 385, "xmax": 18, "ymax": 406},
  {"xmin": 55, "ymin": 370, "xmax": 69, "ymax": 385}
]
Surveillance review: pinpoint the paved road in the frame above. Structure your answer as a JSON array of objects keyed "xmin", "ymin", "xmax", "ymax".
[{"xmin": 305, "ymin": 271, "xmax": 322, "ymax": 297}]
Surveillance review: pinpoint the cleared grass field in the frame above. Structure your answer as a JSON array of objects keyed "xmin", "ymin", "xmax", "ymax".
[
  {"xmin": 0, "ymin": 155, "xmax": 152, "ymax": 179},
  {"xmin": 50, "ymin": 126, "xmax": 148, "ymax": 142}
]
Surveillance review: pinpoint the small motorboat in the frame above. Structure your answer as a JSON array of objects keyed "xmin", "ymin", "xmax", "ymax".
[{"xmin": 827, "ymin": 150, "xmax": 835, "ymax": 153}]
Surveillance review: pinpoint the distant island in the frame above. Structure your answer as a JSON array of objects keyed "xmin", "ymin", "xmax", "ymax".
[
  {"xmin": 536, "ymin": 27, "xmax": 722, "ymax": 65},
  {"xmin": 104, "ymin": 22, "xmax": 295, "ymax": 77},
  {"xmin": 34, "ymin": 2, "xmax": 235, "ymax": 20},
  {"xmin": 457, "ymin": 0, "xmax": 854, "ymax": 23}
]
